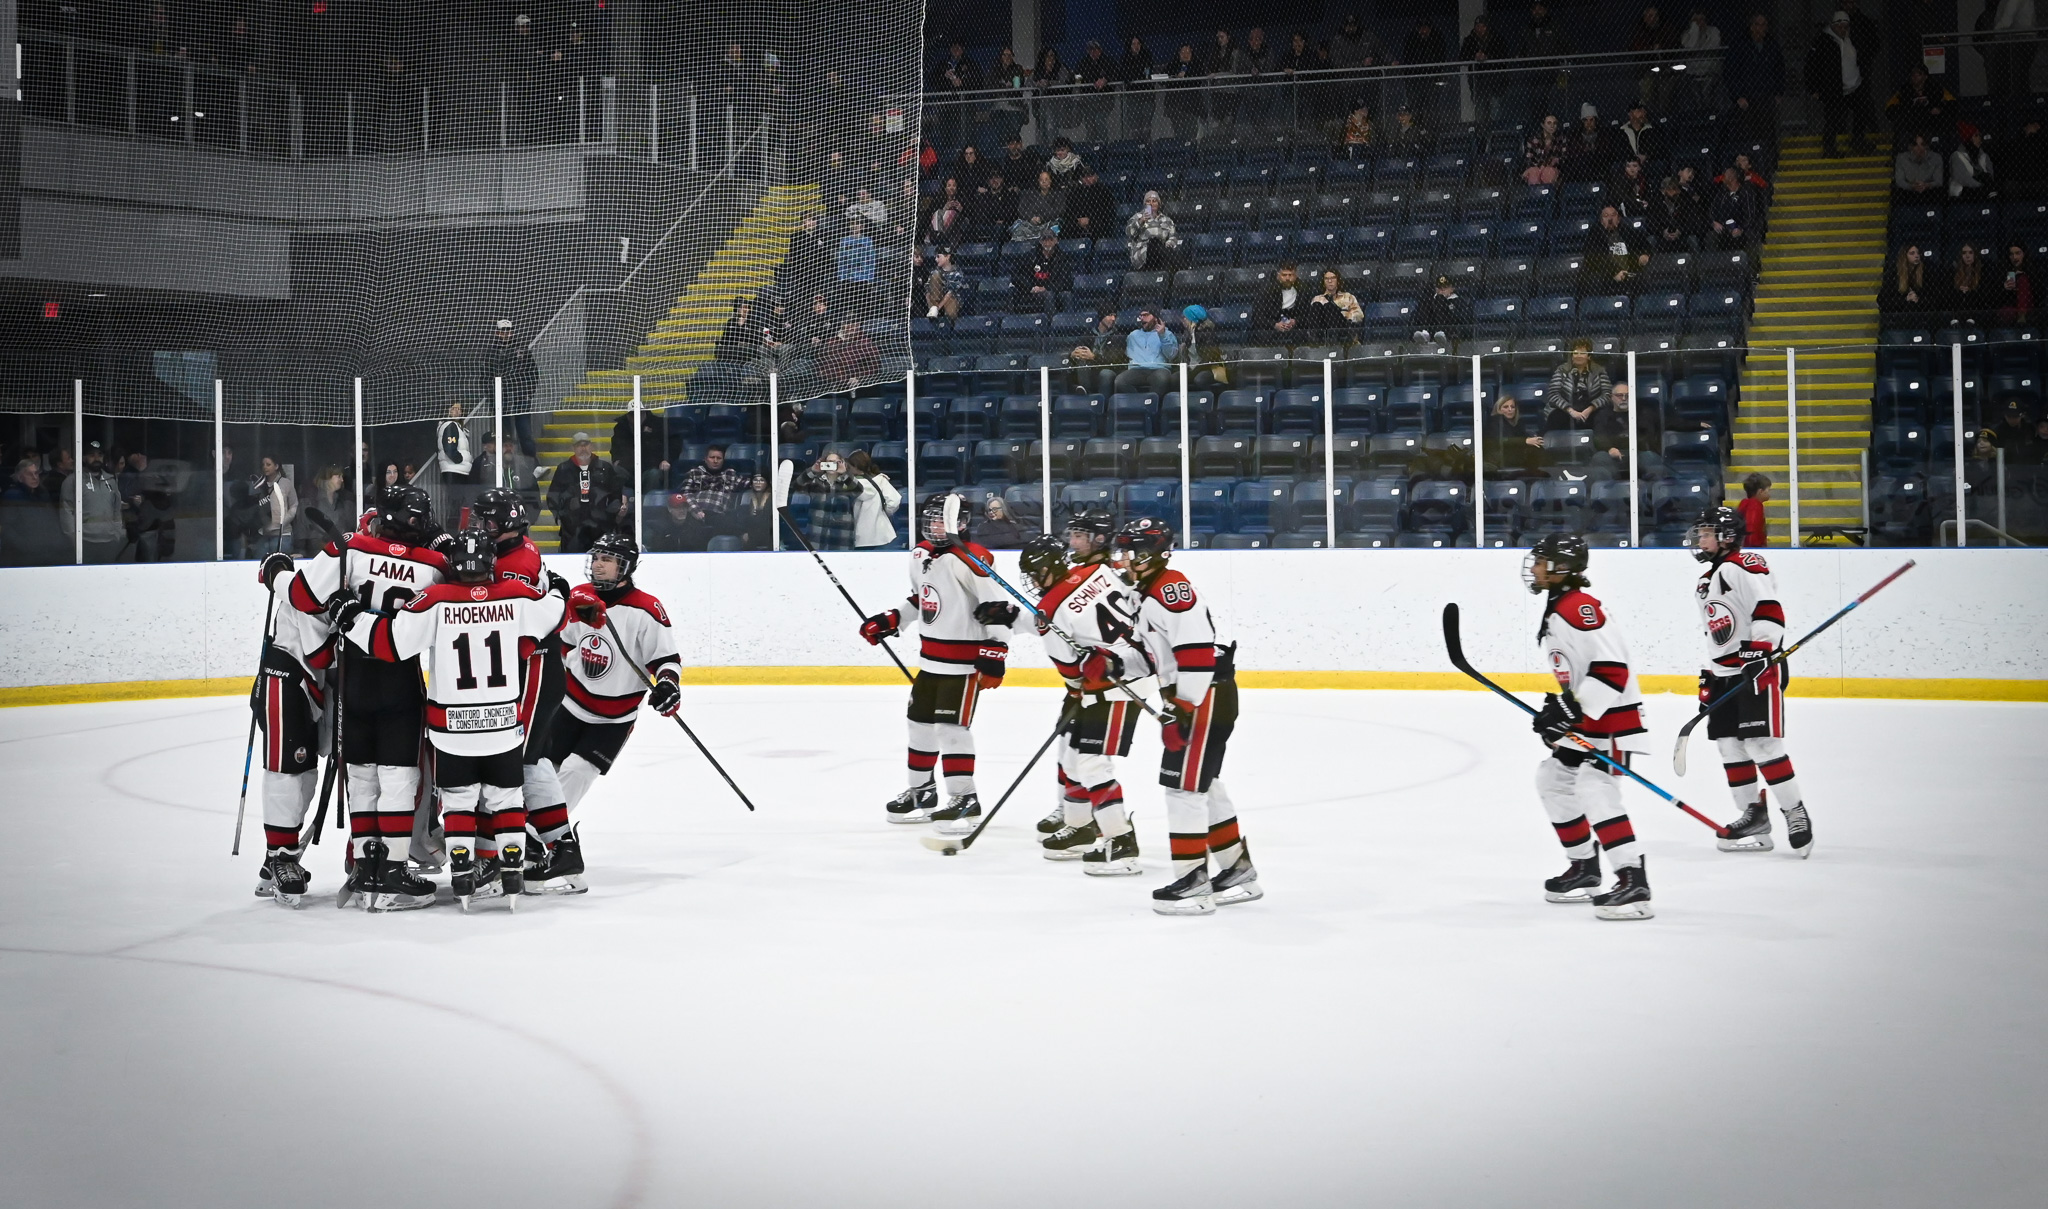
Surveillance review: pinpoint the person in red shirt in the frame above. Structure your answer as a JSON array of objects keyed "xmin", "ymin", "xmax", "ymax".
[{"xmin": 1736, "ymin": 472, "xmax": 1772, "ymax": 547}]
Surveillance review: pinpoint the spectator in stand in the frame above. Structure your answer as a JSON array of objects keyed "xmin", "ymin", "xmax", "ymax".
[
  {"xmin": 968, "ymin": 172, "xmax": 1018, "ymax": 242},
  {"xmin": 1341, "ymin": 102, "xmax": 1375, "ymax": 159},
  {"xmin": 1013, "ymin": 232, "xmax": 1070, "ymax": 314},
  {"xmin": 1878, "ymin": 244, "xmax": 1934, "ymax": 318},
  {"xmin": 923, "ymin": 249, "xmax": 968, "ymax": 321},
  {"xmin": 845, "ymin": 186, "xmax": 886, "ymax": 228},
  {"xmin": 1000, "ymin": 134, "xmax": 1043, "ymax": 184},
  {"xmin": 1679, "ymin": 9, "xmax": 1723, "ymax": 108},
  {"xmin": 1650, "ymin": 174, "xmax": 1707, "ymax": 251},
  {"xmin": 1948, "ymin": 243, "xmax": 1995, "ymax": 325},
  {"xmin": 785, "ymin": 212, "xmax": 834, "ymax": 292},
  {"xmin": 476, "ymin": 438, "xmax": 542, "ymax": 519},
  {"xmin": 1397, "ymin": 18, "xmax": 1448, "ymax": 126},
  {"xmin": 1033, "ymin": 46, "xmax": 1071, "ymax": 90},
  {"xmin": 2, "ymin": 459, "xmax": 42, "ymax": 502},
  {"xmin": 0, "ymin": 459, "xmax": 65, "ymax": 566},
  {"xmin": 644, "ymin": 492, "xmax": 700, "ymax": 553},
  {"xmin": 1485, "ymin": 394, "xmax": 1547, "ymax": 478},
  {"xmin": 975, "ymin": 494, "xmax": 1030, "ymax": 549},
  {"xmin": 1563, "ymin": 103, "xmax": 1620, "ymax": 182},
  {"xmin": 1119, "ymin": 37, "xmax": 1155, "ymax": 82},
  {"xmin": 251, "ymin": 456, "xmax": 299, "ymax": 557},
  {"xmin": 715, "ymin": 296, "xmax": 766, "ymax": 366},
  {"xmin": 818, "ymin": 321, "xmax": 879, "ymax": 391},
  {"xmin": 1992, "ymin": 398, "xmax": 2035, "ymax": 450},
  {"xmin": 546, "ymin": 432, "xmax": 628, "ymax": 553},
  {"xmin": 1203, "ymin": 30, "xmax": 1252, "ymax": 134},
  {"xmin": 1304, "ymin": 269, "xmax": 1365, "ymax": 336},
  {"xmin": 483, "ymin": 317, "xmax": 540, "ymax": 456},
  {"xmin": 1280, "ymin": 32, "xmax": 1327, "ymax": 127},
  {"xmin": 1628, "ymin": 7, "xmax": 1676, "ymax": 112},
  {"xmin": 1067, "ymin": 311, "xmax": 1125, "ymax": 394},
  {"xmin": 1617, "ymin": 102, "xmax": 1665, "ymax": 166},
  {"xmin": 1114, "ymin": 307, "xmax": 1180, "ymax": 393},
  {"xmin": 1895, "ymin": 134, "xmax": 1944, "ymax": 199},
  {"xmin": 794, "ymin": 450, "xmax": 859, "ymax": 551},
  {"xmin": 62, "ymin": 442, "xmax": 125, "ymax": 563},
  {"xmin": 610, "ymin": 405, "xmax": 670, "ymax": 483},
  {"xmin": 1707, "ymin": 170, "xmax": 1759, "ymax": 249},
  {"xmin": 436, "ymin": 402, "xmax": 480, "ymax": 486},
  {"xmin": 1385, "ymin": 103, "xmax": 1432, "ymax": 154},
  {"xmin": 1589, "ymin": 382, "xmax": 1664, "ymax": 481},
  {"xmin": 42, "ymin": 449, "xmax": 71, "ymax": 508},
  {"xmin": 1413, "ymin": 274, "xmax": 1473, "ymax": 345},
  {"xmin": 1045, "ymin": 138, "xmax": 1086, "ymax": 188},
  {"xmin": 1125, "ymin": 190, "xmax": 1183, "ymax": 271},
  {"xmin": 1547, "ymin": 340, "xmax": 1612, "ymax": 431},
  {"xmin": 932, "ymin": 40, "xmax": 983, "ymax": 95},
  {"xmin": 737, "ymin": 474, "xmax": 777, "ymax": 550},
  {"xmin": 1724, "ymin": 13, "xmax": 1786, "ymax": 149},
  {"xmin": 1731, "ymin": 152, "xmax": 1771, "ymax": 198},
  {"xmin": 1011, "ymin": 169, "xmax": 1066, "ymax": 243},
  {"xmin": 1949, "ymin": 124, "xmax": 1995, "ymax": 200},
  {"xmin": 1173, "ymin": 304, "xmax": 1230, "ymax": 391},
  {"xmin": 1610, "ymin": 157, "xmax": 1654, "ymax": 218},
  {"xmin": 1805, "ymin": 11, "xmax": 1875, "ymax": 159},
  {"xmin": 1328, "ymin": 13, "xmax": 1387, "ymax": 70},
  {"xmin": 222, "ymin": 444, "xmax": 258, "ymax": 559},
  {"xmin": 1584, "ymin": 204, "xmax": 1652, "ymax": 288},
  {"xmin": 1072, "ymin": 44, "xmax": 1117, "ymax": 138},
  {"xmin": 1252, "ymin": 263, "xmax": 1307, "ymax": 336},
  {"xmin": 1885, "ymin": 65, "xmax": 1955, "ymax": 147},
  {"xmin": 1063, "ymin": 164, "xmax": 1118, "ymax": 236},
  {"xmin": 1999, "ymin": 244, "xmax": 2038, "ymax": 325},
  {"xmin": 1735, "ymin": 473, "xmax": 1771, "ymax": 547},
  {"xmin": 987, "ymin": 52, "xmax": 1029, "ymax": 143},
  {"xmin": 1460, "ymin": 14, "xmax": 1510, "ymax": 130},
  {"xmin": 950, "ymin": 145, "xmax": 983, "ymax": 183},
  {"xmin": 1523, "ymin": 113, "xmax": 1566, "ymax": 185},
  {"xmin": 668, "ymin": 444, "xmax": 746, "ymax": 552},
  {"xmin": 119, "ymin": 451, "xmax": 178, "ymax": 562},
  {"xmin": 847, "ymin": 450, "xmax": 902, "ymax": 551},
  {"xmin": 1162, "ymin": 44, "xmax": 1206, "ymax": 140},
  {"xmin": 834, "ymin": 218, "xmax": 877, "ymax": 300}
]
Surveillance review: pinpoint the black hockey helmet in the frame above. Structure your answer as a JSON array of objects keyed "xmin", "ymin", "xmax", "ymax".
[
  {"xmin": 1111, "ymin": 515, "xmax": 1175, "ymax": 581},
  {"xmin": 920, "ymin": 492, "xmax": 968, "ymax": 545},
  {"xmin": 472, "ymin": 487, "xmax": 529, "ymax": 539},
  {"xmin": 586, "ymin": 530, "xmax": 639, "ymax": 590},
  {"xmin": 377, "ymin": 484, "xmax": 435, "ymax": 545},
  {"xmin": 447, "ymin": 527, "xmax": 498, "ymax": 584},
  {"xmin": 1018, "ymin": 533, "xmax": 1072, "ymax": 589},
  {"xmin": 1065, "ymin": 507, "xmax": 1116, "ymax": 561},
  {"xmin": 1522, "ymin": 531, "xmax": 1591, "ymax": 595},
  {"xmin": 1686, "ymin": 505, "xmax": 1745, "ymax": 563}
]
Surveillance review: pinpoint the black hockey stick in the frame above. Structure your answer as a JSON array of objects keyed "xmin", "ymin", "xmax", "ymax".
[
  {"xmin": 601, "ymin": 611, "xmax": 757, "ymax": 811},
  {"xmin": 1443, "ymin": 603, "xmax": 1728, "ymax": 836},
  {"xmin": 922, "ymin": 703, "xmax": 1077, "ymax": 856},
  {"xmin": 232, "ymin": 590, "xmax": 279, "ymax": 856},
  {"xmin": 772, "ymin": 461, "xmax": 914, "ymax": 683},
  {"xmin": 301, "ymin": 506, "xmax": 350, "ymax": 846},
  {"xmin": 1672, "ymin": 559, "xmax": 1916, "ymax": 775}
]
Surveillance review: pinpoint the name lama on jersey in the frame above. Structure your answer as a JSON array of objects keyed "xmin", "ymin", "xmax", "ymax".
[
  {"xmin": 364, "ymin": 555, "xmax": 422, "ymax": 583},
  {"xmin": 438, "ymin": 602, "xmax": 518, "ymax": 625}
]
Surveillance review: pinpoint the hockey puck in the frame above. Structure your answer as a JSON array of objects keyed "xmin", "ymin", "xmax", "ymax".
[{"xmin": 940, "ymin": 848, "xmax": 957, "ymax": 856}]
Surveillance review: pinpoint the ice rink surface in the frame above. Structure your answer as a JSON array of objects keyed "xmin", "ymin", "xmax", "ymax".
[{"xmin": 2, "ymin": 685, "xmax": 2044, "ymax": 1209}]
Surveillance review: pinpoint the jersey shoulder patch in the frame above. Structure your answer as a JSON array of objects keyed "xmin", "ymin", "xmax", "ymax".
[
  {"xmin": 1037, "ymin": 565, "xmax": 1094, "ymax": 612},
  {"xmin": 1554, "ymin": 589, "xmax": 1607, "ymax": 631},
  {"xmin": 947, "ymin": 542, "xmax": 993, "ymax": 576},
  {"xmin": 406, "ymin": 583, "xmax": 465, "ymax": 611},
  {"xmin": 619, "ymin": 588, "xmax": 672, "ymax": 627},
  {"xmin": 1732, "ymin": 552, "xmax": 1771, "ymax": 575},
  {"xmin": 1145, "ymin": 570, "xmax": 1199, "ymax": 613}
]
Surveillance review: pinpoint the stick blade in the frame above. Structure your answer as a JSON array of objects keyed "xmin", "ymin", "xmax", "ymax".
[
  {"xmin": 774, "ymin": 459, "xmax": 794, "ymax": 509},
  {"xmin": 920, "ymin": 834, "xmax": 964, "ymax": 855},
  {"xmin": 1671, "ymin": 730, "xmax": 1691, "ymax": 777},
  {"xmin": 942, "ymin": 491, "xmax": 962, "ymax": 538},
  {"xmin": 1441, "ymin": 602, "xmax": 1466, "ymax": 668}
]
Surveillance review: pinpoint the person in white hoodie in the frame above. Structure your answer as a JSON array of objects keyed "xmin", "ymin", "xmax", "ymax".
[
  {"xmin": 846, "ymin": 448, "xmax": 902, "ymax": 549},
  {"xmin": 252, "ymin": 456, "xmax": 299, "ymax": 556}
]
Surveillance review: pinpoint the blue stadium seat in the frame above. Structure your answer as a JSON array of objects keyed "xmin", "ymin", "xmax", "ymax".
[
  {"xmin": 1231, "ymin": 480, "xmax": 1296, "ymax": 535},
  {"xmin": 1081, "ymin": 437, "xmax": 1137, "ymax": 479},
  {"xmin": 1052, "ymin": 394, "xmax": 1105, "ymax": 437},
  {"xmin": 1194, "ymin": 435, "xmax": 1254, "ymax": 478},
  {"xmin": 1186, "ymin": 479, "xmax": 1236, "ymax": 533},
  {"xmin": 1109, "ymin": 392, "xmax": 1159, "ymax": 436},
  {"xmin": 1269, "ymin": 389, "xmax": 1325, "ymax": 435}
]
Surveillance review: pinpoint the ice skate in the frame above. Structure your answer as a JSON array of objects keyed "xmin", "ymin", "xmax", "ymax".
[
  {"xmin": 451, "ymin": 848, "xmax": 506, "ymax": 912},
  {"xmin": 500, "ymin": 843, "xmax": 525, "ymax": 907},
  {"xmin": 1081, "ymin": 829, "xmax": 1141, "ymax": 876},
  {"xmin": 1151, "ymin": 866, "xmax": 1216, "ymax": 915},
  {"xmin": 884, "ymin": 783, "xmax": 939, "ymax": 824},
  {"xmin": 357, "ymin": 840, "xmax": 437, "ymax": 913},
  {"xmin": 1543, "ymin": 854, "xmax": 1602, "ymax": 903},
  {"xmin": 1716, "ymin": 801, "xmax": 1774, "ymax": 852},
  {"xmin": 529, "ymin": 828, "xmax": 588, "ymax": 895},
  {"xmin": 256, "ymin": 851, "xmax": 311, "ymax": 909},
  {"xmin": 1041, "ymin": 819, "xmax": 1101, "ymax": 861},
  {"xmin": 1780, "ymin": 804, "xmax": 1814, "ymax": 858},
  {"xmin": 1592, "ymin": 860, "xmax": 1653, "ymax": 921},
  {"xmin": 930, "ymin": 793, "xmax": 982, "ymax": 836},
  {"xmin": 1035, "ymin": 806, "xmax": 1067, "ymax": 834},
  {"xmin": 1211, "ymin": 844, "xmax": 1262, "ymax": 905}
]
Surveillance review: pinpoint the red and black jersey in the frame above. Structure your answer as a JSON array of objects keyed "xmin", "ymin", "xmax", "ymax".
[
  {"xmin": 289, "ymin": 531, "xmax": 448, "ymax": 622},
  {"xmin": 1538, "ymin": 588, "xmax": 1648, "ymax": 749},
  {"xmin": 1133, "ymin": 568, "xmax": 1227, "ymax": 706},
  {"xmin": 558, "ymin": 586, "xmax": 681, "ymax": 723},
  {"xmin": 1697, "ymin": 551, "xmax": 1787, "ymax": 679},
  {"xmin": 493, "ymin": 537, "xmax": 545, "ymax": 590},
  {"xmin": 898, "ymin": 540, "xmax": 1013, "ymax": 675},
  {"xmin": 1037, "ymin": 562, "xmax": 1154, "ymax": 692}
]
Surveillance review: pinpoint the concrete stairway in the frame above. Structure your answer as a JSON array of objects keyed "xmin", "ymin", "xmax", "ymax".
[
  {"xmin": 531, "ymin": 183, "xmax": 819, "ymax": 541},
  {"xmin": 1729, "ymin": 133, "xmax": 1890, "ymax": 545}
]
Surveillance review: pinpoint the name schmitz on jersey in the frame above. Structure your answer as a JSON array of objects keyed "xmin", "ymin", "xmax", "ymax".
[{"xmin": 1038, "ymin": 563, "xmax": 1154, "ymax": 691}]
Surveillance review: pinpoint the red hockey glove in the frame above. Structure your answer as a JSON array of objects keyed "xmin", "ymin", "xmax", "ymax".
[
  {"xmin": 258, "ymin": 552, "xmax": 295, "ymax": 589},
  {"xmin": 860, "ymin": 609, "xmax": 900, "ymax": 645},
  {"xmin": 647, "ymin": 673, "xmax": 682, "ymax": 717},
  {"xmin": 974, "ymin": 644, "xmax": 1007, "ymax": 689},
  {"xmin": 568, "ymin": 583, "xmax": 607, "ymax": 628},
  {"xmin": 1079, "ymin": 647, "xmax": 1124, "ymax": 685},
  {"xmin": 1160, "ymin": 698, "xmax": 1196, "ymax": 752}
]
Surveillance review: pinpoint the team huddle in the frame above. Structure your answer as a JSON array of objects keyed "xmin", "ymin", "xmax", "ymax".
[{"xmin": 241, "ymin": 479, "xmax": 1810, "ymax": 920}]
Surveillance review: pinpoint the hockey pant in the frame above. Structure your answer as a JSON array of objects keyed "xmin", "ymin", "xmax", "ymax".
[
  {"xmin": 1058, "ymin": 698, "xmax": 1138, "ymax": 836},
  {"xmin": 538, "ymin": 712, "xmax": 636, "ymax": 842},
  {"xmin": 906, "ymin": 672, "xmax": 984, "ymax": 797},
  {"xmin": 521, "ymin": 649, "xmax": 570, "ymax": 845},
  {"xmin": 340, "ymin": 652, "xmax": 429, "ymax": 861},
  {"xmin": 436, "ymin": 749, "xmax": 527, "ymax": 862},
  {"xmin": 255, "ymin": 650, "xmax": 324, "ymax": 855},
  {"xmin": 1717, "ymin": 737, "xmax": 1804, "ymax": 815},
  {"xmin": 1535, "ymin": 744, "xmax": 1641, "ymax": 869},
  {"xmin": 1165, "ymin": 780, "xmax": 1245, "ymax": 876}
]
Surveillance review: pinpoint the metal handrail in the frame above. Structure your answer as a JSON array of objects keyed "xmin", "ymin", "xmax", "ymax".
[{"xmin": 1940, "ymin": 517, "xmax": 2029, "ymax": 546}]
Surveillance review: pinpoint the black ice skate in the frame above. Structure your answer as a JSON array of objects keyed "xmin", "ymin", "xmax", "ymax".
[
  {"xmin": 257, "ymin": 851, "xmax": 311, "ymax": 909},
  {"xmin": 451, "ymin": 848, "xmax": 507, "ymax": 912},
  {"xmin": 1081, "ymin": 828, "xmax": 1141, "ymax": 876},
  {"xmin": 930, "ymin": 793, "xmax": 983, "ymax": 837},
  {"xmin": 354, "ymin": 839, "xmax": 437, "ymax": 913},
  {"xmin": 1151, "ymin": 866, "xmax": 1216, "ymax": 915},
  {"xmin": 1780, "ymin": 804, "xmax": 1814, "ymax": 858},
  {"xmin": 1543, "ymin": 853, "xmax": 1602, "ymax": 903},
  {"xmin": 1041, "ymin": 819, "xmax": 1101, "ymax": 861},
  {"xmin": 1211, "ymin": 843, "xmax": 1263, "ymax": 905},
  {"xmin": 530, "ymin": 828, "xmax": 588, "ymax": 895},
  {"xmin": 1716, "ymin": 800, "xmax": 1774, "ymax": 853},
  {"xmin": 885, "ymin": 783, "xmax": 939, "ymax": 824},
  {"xmin": 1036, "ymin": 805, "xmax": 1068, "ymax": 834},
  {"xmin": 500, "ymin": 843, "xmax": 525, "ymax": 903},
  {"xmin": 1592, "ymin": 860, "xmax": 1654, "ymax": 921}
]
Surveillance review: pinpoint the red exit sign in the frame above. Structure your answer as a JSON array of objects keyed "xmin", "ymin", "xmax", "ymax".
[{"xmin": 43, "ymin": 301, "xmax": 60, "ymax": 319}]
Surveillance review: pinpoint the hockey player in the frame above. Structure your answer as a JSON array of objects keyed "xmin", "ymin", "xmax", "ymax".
[
  {"xmin": 333, "ymin": 528, "xmax": 567, "ymax": 910},
  {"xmin": 1020, "ymin": 530, "xmax": 1155, "ymax": 876},
  {"xmin": 251, "ymin": 552, "xmax": 338, "ymax": 908},
  {"xmin": 536, "ymin": 531, "xmax": 681, "ymax": 892},
  {"xmin": 1689, "ymin": 506, "xmax": 1813, "ymax": 857},
  {"xmin": 286, "ymin": 484, "xmax": 447, "ymax": 902},
  {"xmin": 1109, "ymin": 516, "xmax": 1259, "ymax": 915},
  {"xmin": 1522, "ymin": 533, "xmax": 1653, "ymax": 921},
  {"xmin": 859, "ymin": 493, "xmax": 1018, "ymax": 832}
]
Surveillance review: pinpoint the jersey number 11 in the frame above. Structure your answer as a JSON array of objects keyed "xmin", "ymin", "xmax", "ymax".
[{"xmin": 452, "ymin": 630, "xmax": 508, "ymax": 690}]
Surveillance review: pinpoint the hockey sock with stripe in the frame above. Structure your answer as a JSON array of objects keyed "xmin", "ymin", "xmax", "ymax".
[
  {"xmin": 484, "ymin": 784, "xmax": 525, "ymax": 860},
  {"xmin": 1592, "ymin": 814, "xmax": 1642, "ymax": 869},
  {"xmin": 1165, "ymin": 787, "xmax": 1209, "ymax": 876},
  {"xmin": 1205, "ymin": 781, "xmax": 1246, "ymax": 868},
  {"xmin": 1716, "ymin": 738, "xmax": 1766, "ymax": 813},
  {"xmin": 1747, "ymin": 739, "xmax": 1803, "ymax": 812},
  {"xmin": 907, "ymin": 720, "xmax": 939, "ymax": 789}
]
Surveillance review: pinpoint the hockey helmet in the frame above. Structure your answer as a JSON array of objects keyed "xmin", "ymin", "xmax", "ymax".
[
  {"xmin": 1111, "ymin": 516, "xmax": 1175, "ymax": 581},
  {"xmin": 1521, "ymin": 531, "xmax": 1591, "ymax": 595},
  {"xmin": 1686, "ymin": 505, "xmax": 1745, "ymax": 563},
  {"xmin": 377, "ymin": 485, "xmax": 435, "ymax": 546},
  {"xmin": 920, "ymin": 492, "xmax": 969, "ymax": 545},
  {"xmin": 472, "ymin": 487, "xmax": 529, "ymax": 539},
  {"xmin": 1064, "ymin": 507, "xmax": 1116, "ymax": 561},
  {"xmin": 585, "ymin": 530, "xmax": 640, "ymax": 590},
  {"xmin": 447, "ymin": 528, "xmax": 498, "ymax": 584},
  {"xmin": 1018, "ymin": 533, "xmax": 1072, "ymax": 590}
]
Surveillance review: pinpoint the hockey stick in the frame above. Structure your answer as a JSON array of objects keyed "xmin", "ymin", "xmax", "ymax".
[
  {"xmin": 300, "ymin": 506, "xmax": 350, "ymax": 846},
  {"xmin": 1443, "ymin": 603, "xmax": 1727, "ymax": 837},
  {"xmin": 774, "ymin": 460, "xmax": 914, "ymax": 683},
  {"xmin": 922, "ymin": 703, "xmax": 1077, "ymax": 856},
  {"xmin": 600, "ymin": 611, "xmax": 757, "ymax": 811},
  {"xmin": 1672, "ymin": 559, "xmax": 1917, "ymax": 775},
  {"xmin": 232, "ymin": 590, "xmax": 279, "ymax": 856}
]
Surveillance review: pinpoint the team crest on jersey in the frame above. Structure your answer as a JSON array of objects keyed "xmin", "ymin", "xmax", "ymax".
[
  {"xmin": 1548, "ymin": 649, "xmax": 1572, "ymax": 686},
  {"xmin": 469, "ymin": 586, "xmax": 488, "ymax": 601},
  {"xmin": 1704, "ymin": 600, "xmax": 1736, "ymax": 645},
  {"xmin": 293, "ymin": 746, "xmax": 307, "ymax": 763},
  {"xmin": 579, "ymin": 634, "xmax": 613, "ymax": 679},
  {"xmin": 919, "ymin": 582, "xmax": 942, "ymax": 624},
  {"xmin": 387, "ymin": 542, "xmax": 405, "ymax": 556}
]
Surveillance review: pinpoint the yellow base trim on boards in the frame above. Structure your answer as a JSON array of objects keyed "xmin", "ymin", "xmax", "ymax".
[{"xmin": 3, "ymin": 668, "xmax": 2044, "ymax": 708}]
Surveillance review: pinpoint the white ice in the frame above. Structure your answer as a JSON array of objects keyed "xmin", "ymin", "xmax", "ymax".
[{"xmin": 2, "ymin": 686, "xmax": 2044, "ymax": 1209}]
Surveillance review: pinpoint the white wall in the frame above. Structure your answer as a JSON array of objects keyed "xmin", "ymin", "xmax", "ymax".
[{"xmin": 4, "ymin": 549, "xmax": 2045, "ymax": 690}]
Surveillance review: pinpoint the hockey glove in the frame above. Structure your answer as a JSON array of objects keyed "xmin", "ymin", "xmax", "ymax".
[
  {"xmin": 325, "ymin": 594, "xmax": 366, "ymax": 631},
  {"xmin": 567, "ymin": 583, "xmax": 607, "ymax": 628},
  {"xmin": 859, "ymin": 609, "xmax": 901, "ymax": 645},
  {"xmin": 1160, "ymin": 697, "xmax": 1197, "ymax": 752},
  {"xmin": 546, "ymin": 570, "xmax": 573, "ymax": 601},
  {"xmin": 973, "ymin": 600, "xmax": 1020, "ymax": 627},
  {"xmin": 1534, "ymin": 690, "xmax": 1584, "ymax": 748},
  {"xmin": 974, "ymin": 644, "xmax": 1008, "ymax": 689},
  {"xmin": 647, "ymin": 674, "xmax": 682, "ymax": 718},
  {"xmin": 1079, "ymin": 647, "xmax": 1124, "ymax": 685},
  {"xmin": 427, "ymin": 530, "xmax": 457, "ymax": 555},
  {"xmin": 258, "ymin": 552, "xmax": 295, "ymax": 589}
]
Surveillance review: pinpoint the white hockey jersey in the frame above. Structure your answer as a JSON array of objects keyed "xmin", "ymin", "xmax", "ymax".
[
  {"xmin": 1133, "ymin": 567, "xmax": 1229, "ymax": 706},
  {"xmin": 558, "ymin": 587, "xmax": 681, "ymax": 724},
  {"xmin": 898, "ymin": 540, "xmax": 1014, "ymax": 675},
  {"xmin": 1695, "ymin": 551, "xmax": 1787, "ymax": 679},
  {"xmin": 265, "ymin": 574, "xmax": 337, "ymax": 681},
  {"xmin": 288, "ymin": 531, "xmax": 448, "ymax": 623},
  {"xmin": 1036, "ymin": 561, "xmax": 1157, "ymax": 693},
  {"xmin": 345, "ymin": 578, "xmax": 567, "ymax": 756},
  {"xmin": 1538, "ymin": 587, "xmax": 1649, "ymax": 752}
]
